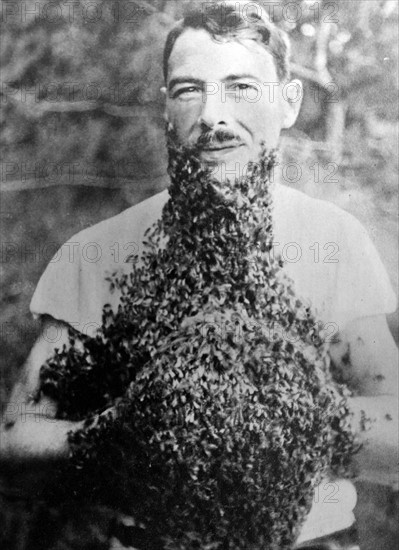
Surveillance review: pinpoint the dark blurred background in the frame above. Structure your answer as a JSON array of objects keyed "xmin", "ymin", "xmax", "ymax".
[{"xmin": 0, "ymin": 1, "xmax": 398, "ymax": 548}]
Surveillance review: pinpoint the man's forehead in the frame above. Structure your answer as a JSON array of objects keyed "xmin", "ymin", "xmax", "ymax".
[{"xmin": 167, "ymin": 28, "xmax": 278, "ymax": 84}]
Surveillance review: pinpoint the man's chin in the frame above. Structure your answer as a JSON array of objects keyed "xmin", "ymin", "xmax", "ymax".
[
  {"xmin": 199, "ymin": 151, "xmax": 248, "ymax": 181},
  {"xmin": 200, "ymin": 159, "xmax": 249, "ymax": 186}
]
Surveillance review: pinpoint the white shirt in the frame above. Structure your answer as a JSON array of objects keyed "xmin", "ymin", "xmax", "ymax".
[{"xmin": 30, "ymin": 184, "xmax": 396, "ymax": 335}]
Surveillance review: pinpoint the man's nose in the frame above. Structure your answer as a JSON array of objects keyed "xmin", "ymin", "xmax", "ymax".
[{"xmin": 199, "ymin": 85, "xmax": 228, "ymax": 129}]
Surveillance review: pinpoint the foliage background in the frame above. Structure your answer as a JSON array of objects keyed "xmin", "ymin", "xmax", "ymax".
[{"xmin": 0, "ymin": 1, "xmax": 398, "ymax": 548}]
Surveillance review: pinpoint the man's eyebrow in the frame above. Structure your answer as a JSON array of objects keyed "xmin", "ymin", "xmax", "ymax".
[
  {"xmin": 168, "ymin": 74, "xmax": 262, "ymax": 90},
  {"xmin": 168, "ymin": 77, "xmax": 204, "ymax": 90},
  {"xmin": 223, "ymin": 73, "xmax": 261, "ymax": 82}
]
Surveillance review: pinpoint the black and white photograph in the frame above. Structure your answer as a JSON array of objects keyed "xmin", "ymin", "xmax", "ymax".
[{"xmin": 0, "ymin": 1, "xmax": 398, "ymax": 549}]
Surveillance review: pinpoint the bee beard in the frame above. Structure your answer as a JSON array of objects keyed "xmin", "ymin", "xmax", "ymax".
[{"xmin": 165, "ymin": 124, "xmax": 279, "ymax": 218}]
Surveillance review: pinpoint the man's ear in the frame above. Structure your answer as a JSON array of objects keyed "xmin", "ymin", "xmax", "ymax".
[
  {"xmin": 160, "ymin": 86, "xmax": 169, "ymax": 123},
  {"xmin": 281, "ymin": 79, "xmax": 303, "ymax": 129}
]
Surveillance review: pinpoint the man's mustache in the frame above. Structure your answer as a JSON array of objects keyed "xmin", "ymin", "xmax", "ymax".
[{"xmin": 196, "ymin": 129, "xmax": 243, "ymax": 148}]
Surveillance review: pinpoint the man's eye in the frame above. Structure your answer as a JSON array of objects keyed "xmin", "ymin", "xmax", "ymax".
[
  {"xmin": 173, "ymin": 86, "xmax": 201, "ymax": 99},
  {"xmin": 231, "ymin": 83, "xmax": 252, "ymax": 91},
  {"xmin": 226, "ymin": 83, "xmax": 260, "ymax": 101},
  {"xmin": 228, "ymin": 82, "xmax": 253, "ymax": 92}
]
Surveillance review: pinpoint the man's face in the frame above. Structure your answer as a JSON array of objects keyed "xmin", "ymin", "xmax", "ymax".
[{"xmin": 164, "ymin": 28, "xmax": 298, "ymax": 181}]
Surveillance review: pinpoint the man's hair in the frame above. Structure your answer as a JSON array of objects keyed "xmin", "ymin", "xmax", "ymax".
[{"xmin": 163, "ymin": 0, "xmax": 291, "ymax": 83}]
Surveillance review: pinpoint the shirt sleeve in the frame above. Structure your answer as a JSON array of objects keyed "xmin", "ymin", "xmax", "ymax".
[
  {"xmin": 331, "ymin": 213, "xmax": 397, "ymax": 330},
  {"xmin": 29, "ymin": 237, "xmax": 123, "ymax": 337},
  {"xmin": 29, "ymin": 191, "xmax": 168, "ymax": 337}
]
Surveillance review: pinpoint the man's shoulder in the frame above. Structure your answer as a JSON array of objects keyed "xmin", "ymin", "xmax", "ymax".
[
  {"xmin": 67, "ymin": 189, "xmax": 169, "ymax": 249},
  {"xmin": 274, "ymin": 184, "xmax": 362, "ymax": 239},
  {"xmin": 273, "ymin": 184, "xmax": 396, "ymax": 326},
  {"xmin": 29, "ymin": 189, "xmax": 169, "ymax": 331},
  {"xmin": 274, "ymin": 184, "xmax": 352, "ymax": 220}
]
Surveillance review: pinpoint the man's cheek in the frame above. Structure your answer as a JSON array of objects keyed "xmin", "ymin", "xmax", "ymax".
[
  {"xmin": 169, "ymin": 110, "xmax": 200, "ymax": 140},
  {"xmin": 169, "ymin": 100, "xmax": 201, "ymax": 122},
  {"xmin": 243, "ymin": 101, "xmax": 282, "ymax": 134}
]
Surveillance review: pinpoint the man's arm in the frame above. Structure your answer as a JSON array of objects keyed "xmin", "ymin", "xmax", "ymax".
[
  {"xmin": 0, "ymin": 317, "xmax": 84, "ymax": 462},
  {"xmin": 329, "ymin": 314, "xmax": 398, "ymax": 486},
  {"xmin": 330, "ymin": 314, "xmax": 398, "ymax": 396}
]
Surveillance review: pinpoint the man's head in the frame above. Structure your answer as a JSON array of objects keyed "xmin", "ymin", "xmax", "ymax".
[{"xmin": 162, "ymin": 1, "xmax": 302, "ymax": 180}]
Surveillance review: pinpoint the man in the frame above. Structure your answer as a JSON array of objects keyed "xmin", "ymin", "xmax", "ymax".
[{"xmin": 1, "ymin": 2, "xmax": 398, "ymax": 548}]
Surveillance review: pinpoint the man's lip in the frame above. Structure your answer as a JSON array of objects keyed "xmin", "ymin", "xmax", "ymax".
[{"xmin": 201, "ymin": 143, "xmax": 243, "ymax": 151}]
